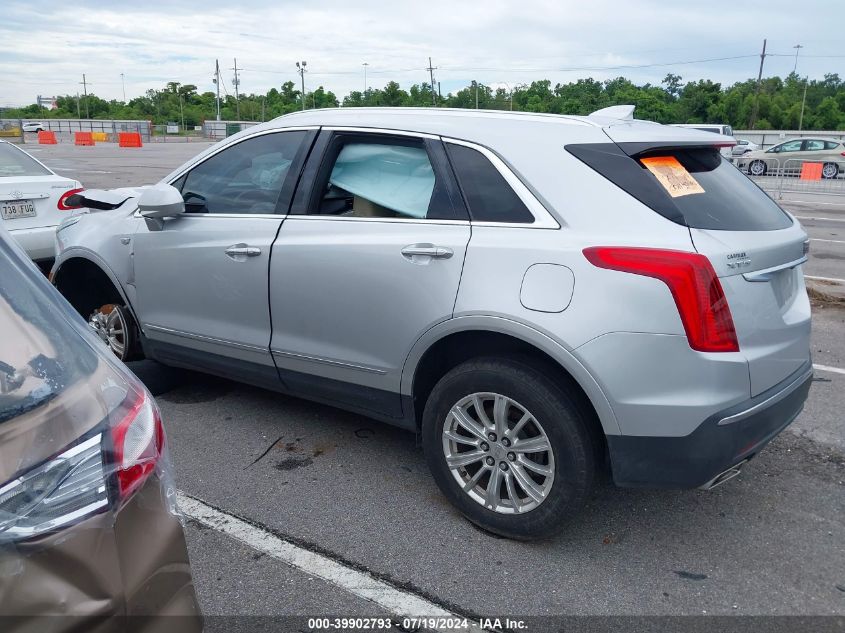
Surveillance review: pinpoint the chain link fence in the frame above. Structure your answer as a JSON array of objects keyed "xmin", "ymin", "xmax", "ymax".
[{"xmin": 13, "ymin": 119, "xmax": 152, "ymax": 143}]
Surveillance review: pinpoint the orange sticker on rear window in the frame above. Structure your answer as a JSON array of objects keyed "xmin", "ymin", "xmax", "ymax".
[{"xmin": 641, "ymin": 156, "xmax": 705, "ymax": 198}]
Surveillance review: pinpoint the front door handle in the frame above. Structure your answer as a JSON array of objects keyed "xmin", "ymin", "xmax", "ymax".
[
  {"xmin": 401, "ymin": 243, "xmax": 453, "ymax": 260},
  {"xmin": 225, "ymin": 243, "xmax": 262, "ymax": 260}
]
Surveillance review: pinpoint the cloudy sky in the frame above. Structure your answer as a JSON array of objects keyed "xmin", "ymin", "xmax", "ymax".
[{"xmin": 1, "ymin": 0, "xmax": 843, "ymax": 107}]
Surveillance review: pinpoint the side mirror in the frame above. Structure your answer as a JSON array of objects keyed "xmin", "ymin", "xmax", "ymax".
[{"xmin": 138, "ymin": 184, "xmax": 185, "ymax": 219}]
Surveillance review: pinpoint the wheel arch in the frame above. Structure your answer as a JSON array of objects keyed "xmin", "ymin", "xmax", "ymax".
[
  {"xmin": 402, "ymin": 316, "xmax": 620, "ymax": 437},
  {"xmin": 51, "ymin": 251, "xmax": 136, "ymax": 323}
]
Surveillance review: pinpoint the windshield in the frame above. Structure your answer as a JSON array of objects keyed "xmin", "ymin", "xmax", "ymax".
[{"xmin": 0, "ymin": 143, "xmax": 51, "ymax": 178}]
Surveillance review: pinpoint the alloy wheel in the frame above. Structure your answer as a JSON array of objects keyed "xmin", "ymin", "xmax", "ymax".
[
  {"xmin": 88, "ymin": 304, "xmax": 128, "ymax": 359},
  {"xmin": 442, "ymin": 392, "xmax": 555, "ymax": 514}
]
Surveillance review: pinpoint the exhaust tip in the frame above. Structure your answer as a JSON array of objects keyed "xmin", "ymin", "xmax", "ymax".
[{"xmin": 700, "ymin": 459, "xmax": 748, "ymax": 490}]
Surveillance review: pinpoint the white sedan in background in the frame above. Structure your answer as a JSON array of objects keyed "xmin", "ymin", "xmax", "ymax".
[
  {"xmin": 731, "ymin": 139, "xmax": 759, "ymax": 156},
  {"xmin": 0, "ymin": 140, "xmax": 83, "ymax": 262}
]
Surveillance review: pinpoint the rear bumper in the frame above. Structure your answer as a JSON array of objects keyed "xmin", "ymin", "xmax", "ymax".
[
  {"xmin": 8, "ymin": 224, "xmax": 57, "ymax": 261},
  {"xmin": 607, "ymin": 360, "xmax": 813, "ymax": 488}
]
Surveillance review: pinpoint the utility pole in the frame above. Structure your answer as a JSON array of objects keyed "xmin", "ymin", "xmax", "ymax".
[
  {"xmin": 76, "ymin": 92, "xmax": 81, "ymax": 118},
  {"xmin": 79, "ymin": 74, "xmax": 90, "ymax": 118},
  {"xmin": 798, "ymin": 79, "xmax": 808, "ymax": 131},
  {"xmin": 792, "ymin": 44, "xmax": 803, "ymax": 74},
  {"xmin": 296, "ymin": 61, "xmax": 307, "ymax": 110},
  {"xmin": 261, "ymin": 97, "xmax": 265, "ymax": 122},
  {"xmin": 213, "ymin": 59, "xmax": 221, "ymax": 121},
  {"xmin": 472, "ymin": 80, "xmax": 479, "ymax": 109},
  {"xmin": 179, "ymin": 93, "xmax": 185, "ymax": 132},
  {"xmin": 427, "ymin": 57, "xmax": 437, "ymax": 106},
  {"xmin": 231, "ymin": 58, "xmax": 241, "ymax": 120},
  {"xmin": 362, "ymin": 62, "xmax": 369, "ymax": 95},
  {"xmin": 120, "ymin": 73, "xmax": 126, "ymax": 102},
  {"xmin": 748, "ymin": 39, "xmax": 767, "ymax": 129}
]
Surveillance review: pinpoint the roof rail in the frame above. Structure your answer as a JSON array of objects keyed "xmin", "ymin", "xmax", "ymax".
[{"xmin": 589, "ymin": 105, "xmax": 635, "ymax": 121}]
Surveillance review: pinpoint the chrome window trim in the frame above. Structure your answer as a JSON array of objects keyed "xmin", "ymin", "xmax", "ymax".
[
  {"xmin": 165, "ymin": 125, "xmax": 320, "ymax": 187},
  {"xmin": 321, "ymin": 126, "xmax": 439, "ymax": 140},
  {"xmin": 146, "ymin": 213, "xmax": 283, "ymax": 220},
  {"xmin": 442, "ymin": 137, "xmax": 560, "ymax": 229},
  {"xmin": 285, "ymin": 215, "xmax": 469, "ymax": 226}
]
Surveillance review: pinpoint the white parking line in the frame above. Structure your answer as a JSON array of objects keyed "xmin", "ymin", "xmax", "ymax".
[
  {"xmin": 814, "ymin": 364, "xmax": 845, "ymax": 376},
  {"xmin": 795, "ymin": 215, "xmax": 845, "ymax": 223},
  {"xmin": 805, "ymin": 274, "xmax": 845, "ymax": 284},
  {"xmin": 810, "ymin": 238, "xmax": 845, "ymax": 244},
  {"xmin": 177, "ymin": 492, "xmax": 487, "ymax": 632}
]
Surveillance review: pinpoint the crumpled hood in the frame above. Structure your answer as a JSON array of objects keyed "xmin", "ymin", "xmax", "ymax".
[{"xmin": 73, "ymin": 186, "xmax": 151, "ymax": 212}]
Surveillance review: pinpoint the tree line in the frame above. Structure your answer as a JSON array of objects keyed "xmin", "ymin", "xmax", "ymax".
[{"xmin": 4, "ymin": 72, "xmax": 845, "ymax": 130}]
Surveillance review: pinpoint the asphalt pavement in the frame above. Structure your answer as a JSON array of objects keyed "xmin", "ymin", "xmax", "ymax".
[{"xmin": 25, "ymin": 141, "xmax": 845, "ymax": 628}]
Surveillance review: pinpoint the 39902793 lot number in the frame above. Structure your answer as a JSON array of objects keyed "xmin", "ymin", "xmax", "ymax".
[{"xmin": 1, "ymin": 200, "xmax": 36, "ymax": 220}]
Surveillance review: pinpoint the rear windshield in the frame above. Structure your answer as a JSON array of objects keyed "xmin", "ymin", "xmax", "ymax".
[
  {"xmin": 0, "ymin": 144, "xmax": 51, "ymax": 177},
  {"xmin": 566, "ymin": 143, "xmax": 792, "ymax": 231},
  {"xmin": 0, "ymin": 235, "xmax": 98, "ymax": 423}
]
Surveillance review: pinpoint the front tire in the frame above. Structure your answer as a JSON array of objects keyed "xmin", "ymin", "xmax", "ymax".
[
  {"xmin": 88, "ymin": 303, "xmax": 140, "ymax": 361},
  {"xmin": 422, "ymin": 357, "xmax": 597, "ymax": 540}
]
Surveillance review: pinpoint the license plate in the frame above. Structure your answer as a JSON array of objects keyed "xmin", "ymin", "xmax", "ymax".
[{"xmin": 1, "ymin": 200, "xmax": 36, "ymax": 220}]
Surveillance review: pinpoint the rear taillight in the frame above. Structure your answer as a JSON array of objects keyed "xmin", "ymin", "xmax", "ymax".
[
  {"xmin": 57, "ymin": 188, "xmax": 84, "ymax": 211},
  {"xmin": 583, "ymin": 247, "xmax": 739, "ymax": 353},
  {"xmin": 110, "ymin": 390, "xmax": 164, "ymax": 500}
]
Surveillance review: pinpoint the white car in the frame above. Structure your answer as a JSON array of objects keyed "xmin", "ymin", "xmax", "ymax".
[
  {"xmin": 732, "ymin": 139, "xmax": 759, "ymax": 156},
  {"xmin": 0, "ymin": 140, "xmax": 83, "ymax": 261},
  {"xmin": 22, "ymin": 121, "xmax": 46, "ymax": 133}
]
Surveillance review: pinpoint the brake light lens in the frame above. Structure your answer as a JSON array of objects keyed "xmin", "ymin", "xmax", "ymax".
[
  {"xmin": 110, "ymin": 390, "xmax": 164, "ymax": 500},
  {"xmin": 57, "ymin": 187, "xmax": 84, "ymax": 211},
  {"xmin": 583, "ymin": 247, "xmax": 739, "ymax": 353}
]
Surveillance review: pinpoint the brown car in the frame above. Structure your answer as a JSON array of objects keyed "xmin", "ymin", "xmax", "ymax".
[{"xmin": 0, "ymin": 225, "xmax": 202, "ymax": 632}]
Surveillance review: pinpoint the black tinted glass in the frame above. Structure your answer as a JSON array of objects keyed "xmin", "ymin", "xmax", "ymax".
[
  {"xmin": 640, "ymin": 148, "xmax": 791, "ymax": 231},
  {"xmin": 447, "ymin": 144, "xmax": 534, "ymax": 223},
  {"xmin": 567, "ymin": 143, "xmax": 792, "ymax": 231}
]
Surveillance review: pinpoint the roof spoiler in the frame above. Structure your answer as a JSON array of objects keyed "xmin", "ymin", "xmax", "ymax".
[{"xmin": 589, "ymin": 105, "xmax": 635, "ymax": 121}]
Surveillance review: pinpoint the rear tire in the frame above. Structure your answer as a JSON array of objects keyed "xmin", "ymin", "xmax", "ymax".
[
  {"xmin": 749, "ymin": 160, "xmax": 767, "ymax": 177},
  {"xmin": 422, "ymin": 357, "xmax": 597, "ymax": 540},
  {"xmin": 822, "ymin": 162, "xmax": 839, "ymax": 179}
]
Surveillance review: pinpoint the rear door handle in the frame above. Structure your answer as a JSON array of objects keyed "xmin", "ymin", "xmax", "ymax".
[
  {"xmin": 401, "ymin": 243, "xmax": 453, "ymax": 260},
  {"xmin": 225, "ymin": 243, "xmax": 262, "ymax": 259}
]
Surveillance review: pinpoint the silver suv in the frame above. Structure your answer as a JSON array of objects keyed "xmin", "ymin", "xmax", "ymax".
[{"xmin": 52, "ymin": 107, "xmax": 812, "ymax": 539}]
